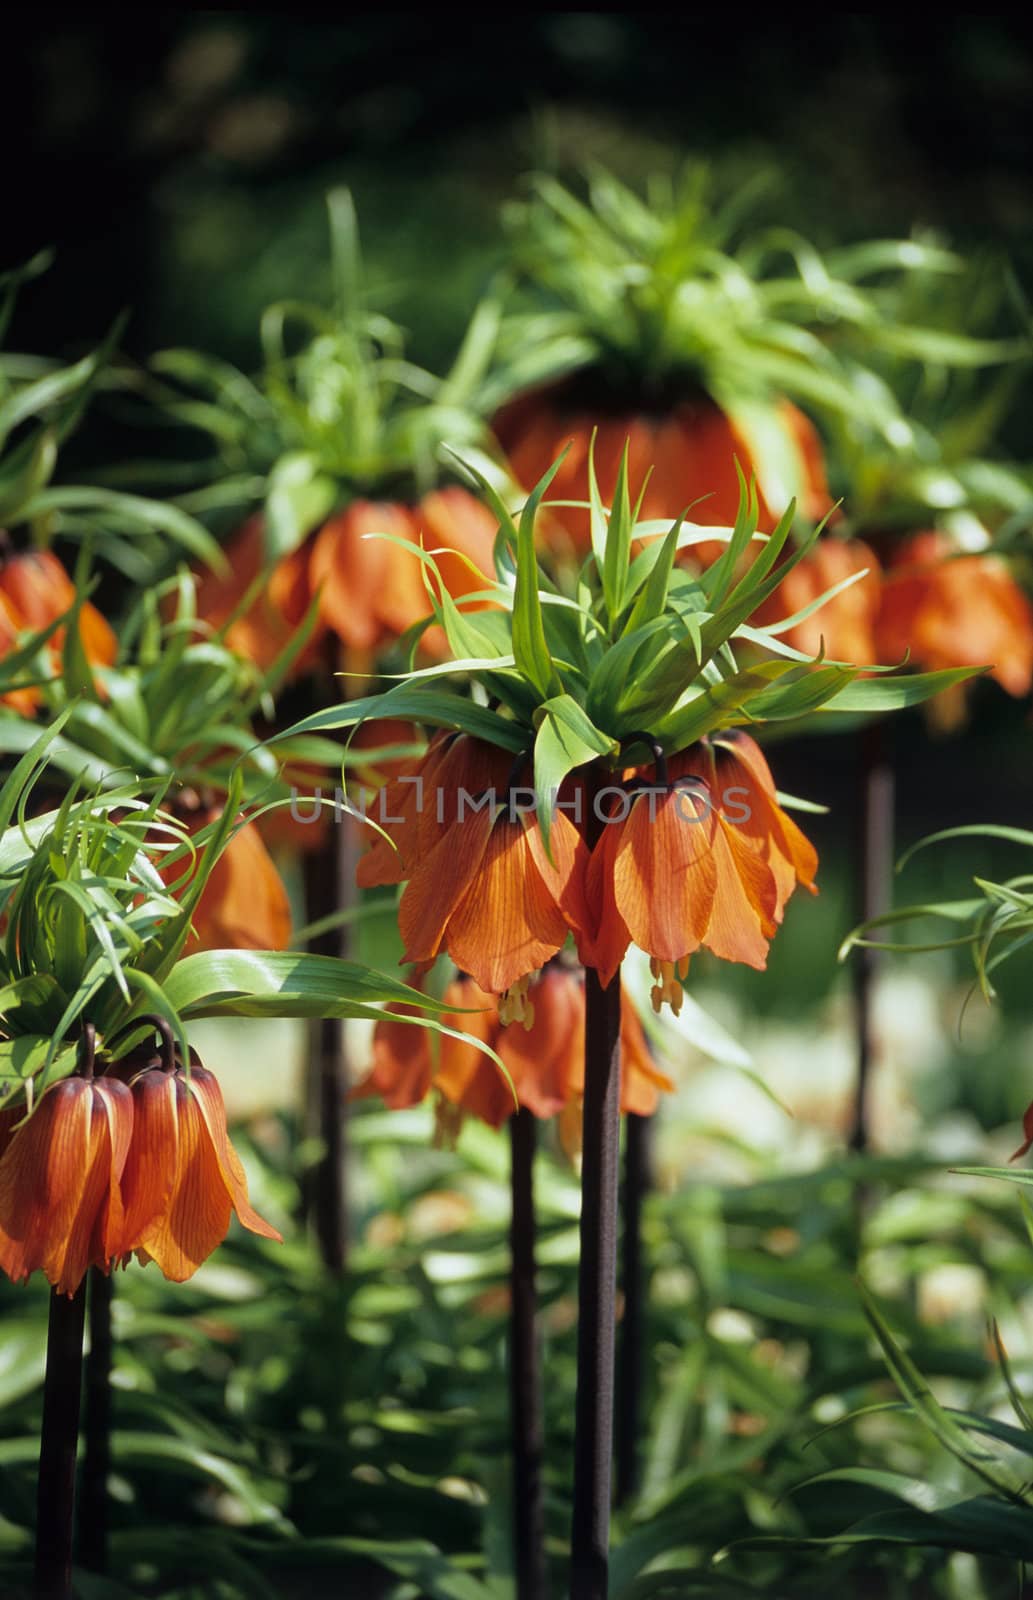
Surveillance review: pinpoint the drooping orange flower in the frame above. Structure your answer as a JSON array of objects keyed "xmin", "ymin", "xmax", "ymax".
[
  {"xmin": 118, "ymin": 1055, "xmax": 282, "ymax": 1283},
  {"xmin": 494, "ymin": 382, "xmax": 830, "ymax": 557},
  {"xmin": 357, "ymin": 732, "xmax": 584, "ymax": 1004},
  {"xmin": 498, "ymin": 966, "xmax": 673, "ymax": 1120},
  {"xmin": 193, "ymin": 516, "xmax": 322, "ymax": 676},
  {"xmin": 0, "ymin": 548, "xmax": 117, "ymax": 712},
  {"xmin": 164, "ymin": 802, "xmax": 292, "ymax": 952},
  {"xmin": 752, "ymin": 537, "xmax": 882, "ymax": 664},
  {"xmin": 309, "ymin": 489, "xmax": 497, "ymax": 660},
  {"xmin": 354, "ymin": 966, "xmax": 672, "ymax": 1129},
  {"xmin": 0, "ymin": 1077, "xmax": 134, "ymax": 1297},
  {"xmin": 397, "ymin": 801, "xmax": 585, "ymax": 1005},
  {"xmin": 573, "ymin": 734, "xmax": 817, "ymax": 998},
  {"xmin": 309, "ymin": 501, "xmax": 428, "ymax": 655},
  {"xmin": 355, "ymin": 730, "xmax": 491, "ymax": 889},
  {"xmin": 875, "ymin": 532, "xmax": 1033, "ymax": 696},
  {"xmin": 196, "ymin": 489, "xmax": 497, "ymax": 678}
]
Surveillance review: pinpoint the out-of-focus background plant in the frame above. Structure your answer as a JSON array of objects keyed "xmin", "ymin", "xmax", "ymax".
[{"xmin": 4, "ymin": 14, "xmax": 1033, "ymax": 1599}]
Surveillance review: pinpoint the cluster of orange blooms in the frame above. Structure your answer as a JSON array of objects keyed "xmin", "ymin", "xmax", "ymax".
[
  {"xmin": 0, "ymin": 1039, "xmax": 279, "ymax": 1297},
  {"xmin": 358, "ymin": 728, "xmax": 816, "ymax": 1004},
  {"xmin": 0, "ymin": 543, "xmax": 293, "ymax": 954},
  {"xmin": 351, "ymin": 727, "xmax": 817, "ymax": 1123},
  {"xmin": 355, "ymin": 964, "xmax": 672, "ymax": 1143},
  {"xmin": 758, "ymin": 531, "xmax": 1033, "ymax": 698},
  {"xmin": 2, "ymin": 380, "xmax": 1031, "ymax": 1289},
  {"xmin": 194, "ymin": 487, "xmax": 498, "ymax": 672},
  {"xmin": 496, "ymin": 397, "xmax": 1033, "ymax": 697}
]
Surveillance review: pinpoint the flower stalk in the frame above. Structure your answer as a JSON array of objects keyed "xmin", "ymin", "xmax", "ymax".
[
  {"xmin": 616, "ymin": 1109, "xmax": 651, "ymax": 1505},
  {"xmin": 35, "ymin": 1282, "xmax": 87, "ymax": 1600},
  {"xmin": 570, "ymin": 951, "xmax": 623, "ymax": 1599},
  {"xmin": 303, "ymin": 821, "xmax": 356, "ymax": 1274},
  {"xmin": 509, "ymin": 1108, "xmax": 545, "ymax": 1600}
]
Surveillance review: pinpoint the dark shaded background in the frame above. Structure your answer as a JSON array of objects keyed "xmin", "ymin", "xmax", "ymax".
[{"xmin": 8, "ymin": 15, "xmax": 1033, "ymax": 368}]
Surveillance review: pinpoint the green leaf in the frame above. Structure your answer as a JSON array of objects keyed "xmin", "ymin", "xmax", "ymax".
[
  {"xmin": 163, "ymin": 950, "xmax": 453, "ymax": 1019},
  {"xmin": 655, "ymin": 660, "xmax": 804, "ymax": 749},
  {"xmin": 273, "ymin": 686, "xmax": 527, "ymax": 753},
  {"xmin": 512, "ymin": 457, "xmax": 564, "ymax": 700},
  {"xmin": 601, "ymin": 439, "xmax": 634, "ymax": 621},
  {"xmin": 823, "ymin": 666, "xmax": 984, "ymax": 714},
  {"xmin": 263, "ymin": 451, "xmax": 337, "ymax": 560},
  {"xmin": 532, "ymin": 694, "xmax": 617, "ymax": 854},
  {"xmin": 21, "ymin": 487, "xmax": 226, "ymax": 571},
  {"xmin": 0, "ymin": 426, "xmax": 57, "ymax": 523}
]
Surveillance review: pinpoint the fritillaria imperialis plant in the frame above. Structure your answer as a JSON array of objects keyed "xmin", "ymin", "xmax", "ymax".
[
  {"xmin": 148, "ymin": 190, "xmax": 505, "ymax": 677},
  {"xmin": 486, "ymin": 167, "xmax": 969, "ymax": 558},
  {"xmin": 0, "ymin": 734, "xmax": 466, "ymax": 1599},
  {"xmin": 761, "ymin": 256, "xmax": 1033, "ymax": 712},
  {"xmin": 145, "ymin": 190, "xmax": 512, "ymax": 1268},
  {"xmin": 278, "ymin": 445, "xmax": 974, "ymax": 1596}
]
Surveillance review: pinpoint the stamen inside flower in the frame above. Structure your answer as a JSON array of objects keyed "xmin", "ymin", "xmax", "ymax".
[
  {"xmin": 498, "ymin": 972, "xmax": 538, "ymax": 1030},
  {"xmin": 649, "ymin": 957, "xmax": 688, "ymax": 1016}
]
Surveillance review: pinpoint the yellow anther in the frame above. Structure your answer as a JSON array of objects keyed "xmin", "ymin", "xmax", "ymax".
[{"xmin": 498, "ymin": 972, "xmax": 537, "ymax": 1028}]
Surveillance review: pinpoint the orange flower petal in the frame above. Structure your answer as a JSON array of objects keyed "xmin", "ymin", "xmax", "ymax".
[
  {"xmin": 503, "ymin": 967, "xmax": 584, "ymax": 1118},
  {"xmin": 398, "ymin": 805, "xmax": 495, "ymax": 969},
  {"xmin": 353, "ymin": 1013, "xmax": 433, "ymax": 1109},
  {"xmin": 444, "ymin": 817, "xmax": 571, "ymax": 995},
  {"xmin": 185, "ymin": 817, "xmax": 292, "ymax": 952},
  {"xmin": 119, "ymin": 1069, "xmax": 179, "ymax": 1249},
  {"xmin": 187, "ymin": 1066, "xmax": 282, "ymax": 1244},
  {"xmin": 133, "ymin": 1082, "xmax": 233, "ymax": 1282},
  {"xmin": 612, "ymin": 785, "xmax": 717, "ymax": 969},
  {"xmin": 701, "ymin": 818, "xmax": 778, "ymax": 970}
]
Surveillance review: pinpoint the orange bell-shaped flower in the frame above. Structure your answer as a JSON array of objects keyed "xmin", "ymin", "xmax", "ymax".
[
  {"xmin": 752, "ymin": 537, "xmax": 882, "ymax": 665},
  {"xmin": 193, "ymin": 516, "xmax": 323, "ymax": 676},
  {"xmin": 165, "ymin": 803, "xmax": 292, "ymax": 953},
  {"xmin": 875, "ymin": 531, "xmax": 1033, "ymax": 696},
  {"xmin": 494, "ymin": 382, "xmax": 830, "ymax": 556},
  {"xmin": 0, "ymin": 1076, "xmax": 134, "ymax": 1297},
  {"xmin": 369, "ymin": 735, "xmax": 583, "ymax": 1001},
  {"xmin": 573, "ymin": 735, "xmax": 817, "ymax": 997},
  {"xmin": 355, "ymin": 966, "xmax": 673, "ymax": 1129},
  {"xmin": 0, "ymin": 548, "xmax": 117, "ymax": 712},
  {"xmin": 119, "ymin": 1054, "xmax": 281, "ymax": 1283}
]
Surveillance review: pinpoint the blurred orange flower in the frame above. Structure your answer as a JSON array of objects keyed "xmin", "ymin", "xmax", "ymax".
[
  {"xmin": 165, "ymin": 802, "xmax": 292, "ymax": 953},
  {"xmin": 0, "ymin": 548, "xmax": 117, "ymax": 713},
  {"xmin": 752, "ymin": 537, "xmax": 882, "ymax": 665},
  {"xmin": 875, "ymin": 532, "xmax": 1033, "ymax": 696},
  {"xmin": 354, "ymin": 966, "xmax": 672, "ymax": 1129},
  {"xmin": 192, "ymin": 516, "xmax": 322, "ymax": 675},
  {"xmin": 196, "ymin": 488, "xmax": 497, "ymax": 678},
  {"xmin": 494, "ymin": 383, "xmax": 830, "ymax": 557}
]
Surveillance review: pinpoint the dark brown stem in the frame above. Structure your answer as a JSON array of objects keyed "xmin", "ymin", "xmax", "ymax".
[
  {"xmin": 77, "ymin": 1267, "xmax": 113, "ymax": 1573},
  {"xmin": 509, "ymin": 1108, "xmax": 546, "ymax": 1599},
  {"xmin": 616, "ymin": 1110, "xmax": 651, "ymax": 1505},
  {"xmin": 35, "ymin": 1283, "xmax": 87, "ymax": 1600},
  {"xmin": 302, "ymin": 816, "xmax": 355, "ymax": 1274},
  {"xmin": 850, "ymin": 721, "xmax": 895, "ymax": 1153},
  {"xmin": 570, "ymin": 961, "xmax": 622, "ymax": 1600}
]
